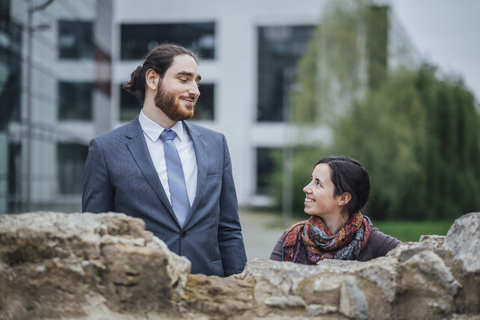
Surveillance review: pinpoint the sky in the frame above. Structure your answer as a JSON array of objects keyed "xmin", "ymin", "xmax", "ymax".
[{"xmin": 391, "ymin": 0, "xmax": 480, "ymax": 103}]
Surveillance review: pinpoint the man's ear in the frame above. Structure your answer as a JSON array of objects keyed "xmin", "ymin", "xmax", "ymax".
[
  {"xmin": 338, "ymin": 192, "xmax": 352, "ymax": 206},
  {"xmin": 145, "ymin": 68, "xmax": 159, "ymax": 91}
]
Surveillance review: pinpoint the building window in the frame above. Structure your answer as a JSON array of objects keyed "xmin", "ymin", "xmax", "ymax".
[
  {"xmin": 0, "ymin": 0, "xmax": 11, "ymax": 33},
  {"xmin": 57, "ymin": 143, "xmax": 88, "ymax": 195},
  {"xmin": 256, "ymin": 147, "xmax": 282, "ymax": 195},
  {"xmin": 58, "ymin": 81, "xmax": 92, "ymax": 120},
  {"xmin": 119, "ymin": 85, "xmax": 142, "ymax": 122},
  {"xmin": 121, "ymin": 22, "xmax": 215, "ymax": 60},
  {"xmin": 58, "ymin": 20, "xmax": 93, "ymax": 60},
  {"xmin": 0, "ymin": 4, "xmax": 22, "ymax": 126},
  {"xmin": 257, "ymin": 25, "xmax": 315, "ymax": 122},
  {"xmin": 8, "ymin": 143, "xmax": 21, "ymax": 212},
  {"xmin": 119, "ymin": 83, "xmax": 215, "ymax": 122},
  {"xmin": 192, "ymin": 83, "xmax": 214, "ymax": 121}
]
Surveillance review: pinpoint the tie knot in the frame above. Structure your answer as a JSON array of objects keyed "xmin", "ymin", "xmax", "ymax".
[{"xmin": 160, "ymin": 129, "xmax": 177, "ymax": 142}]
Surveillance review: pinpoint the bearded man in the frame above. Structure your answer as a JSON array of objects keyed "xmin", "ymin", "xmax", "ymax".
[{"xmin": 82, "ymin": 44, "xmax": 247, "ymax": 276}]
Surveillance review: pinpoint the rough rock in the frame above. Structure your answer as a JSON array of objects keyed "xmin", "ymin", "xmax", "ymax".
[
  {"xmin": 339, "ymin": 278, "xmax": 368, "ymax": 319},
  {"xmin": 0, "ymin": 212, "xmax": 190, "ymax": 319},
  {"xmin": 444, "ymin": 212, "xmax": 480, "ymax": 273},
  {"xmin": 1, "ymin": 211, "xmax": 480, "ymax": 320},
  {"xmin": 443, "ymin": 212, "xmax": 480, "ymax": 314}
]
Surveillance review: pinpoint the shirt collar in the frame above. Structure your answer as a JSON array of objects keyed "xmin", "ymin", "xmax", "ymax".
[{"xmin": 139, "ymin": 110, "xmax": 186, "ymax": 142}]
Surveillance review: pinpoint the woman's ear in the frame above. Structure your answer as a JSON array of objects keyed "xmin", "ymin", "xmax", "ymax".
[
  {"xmin": 145, "ymin": 68, "xmax": 159, "ymax": 91},
  {"xmin": 338, "ymin": 192, "xmax": 352, "ymax": 206}
]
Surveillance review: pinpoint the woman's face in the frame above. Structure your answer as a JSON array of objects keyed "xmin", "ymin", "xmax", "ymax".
[{"xmin": 303, "ymin": 163, "xmax": 342, "ymax": 218}]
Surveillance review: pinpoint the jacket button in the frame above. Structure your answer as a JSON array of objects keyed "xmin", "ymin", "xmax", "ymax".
[{"xmin": 181, "ymin": 231, "xmax": 187, "ymax": 238}]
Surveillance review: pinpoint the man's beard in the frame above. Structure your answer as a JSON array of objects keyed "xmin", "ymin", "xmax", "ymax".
[{"xmin": 154, "ymin": 82, "xmax": 195, "ymax": 122}]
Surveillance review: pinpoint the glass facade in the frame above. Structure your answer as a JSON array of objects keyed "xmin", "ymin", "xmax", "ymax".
[
  {"xmin": 57, "ymin": 143, "xmax": 89, "ymax": 195},
  {"xmin": 257, "ymin": 25, "xmax": 315, "ymax": 122},
  {"xmin": 58, "ymin": 81, "xmax": 93, "ymax": 120},
  {"xmin": 192, "ymin": 83, "xmax": 214, "ymax": 121},
  {"xmin": 58, "ymin": 20, "xmax": 93, "ymax": 60},
  {"xmin": 119, "ymin": 84, "xmax": 142, "ymax": 122},
  {"xmin": 0, "ymin": 0, "xmax": 114, "ymax": 214},
  {"xmin": 120, "ymin": 22, "xmax": 215, "ymax": 60},
  {"xmin": 0, "ymin": 1, "xmax": 22, "ymax": 127},
  {"xmin": 1, "ymin": 0, "xmax": 23, "ymax": 213},
  {"xmin": 7, "ymin": 143, "xmax": 21, "ymax": 213},
  {"xmin": 256, "ymin": 147, "xmax": 282, "ymax": 195}
]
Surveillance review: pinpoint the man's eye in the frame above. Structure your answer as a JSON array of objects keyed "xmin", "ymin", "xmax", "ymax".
[{"xmin": 179, "ymin": 79, "xmax": 187, "ymax": 83}]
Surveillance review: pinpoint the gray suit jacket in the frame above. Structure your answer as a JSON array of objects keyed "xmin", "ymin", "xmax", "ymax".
[{"xmin": 82, "ymin": 116, "xmax": 247, "ymax": 276}]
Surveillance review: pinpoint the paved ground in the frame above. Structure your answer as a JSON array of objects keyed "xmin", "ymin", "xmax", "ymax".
[{"xmin": 238, "ymin": 210, "xmax": 292, "ymax": 261}]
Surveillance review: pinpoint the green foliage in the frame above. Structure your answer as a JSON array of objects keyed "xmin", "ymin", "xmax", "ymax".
[
  {"xmin": 292, "ymin": 0, "xmax": 394, "ymax": 125},
  {"xmin": 291, "ymin": 29, "xmax": 319, "ymax": 124},
  {"xmin": 333, "ymin": 66, "xmax": 480, "ymax": 220},
  {"xmin": 287, "ymin": 65, "xmax": 480, "ymax": 221},
  {"xmin": 365, "ymin": 5, "xmax": 389, "ymax": 89},
  {"xmin": 373, "ymin": 219, "xmax": 454, "ymax": 242},
  {"xmin": 292, "ymin": 0, "xmax": 367, "ymax": 125},
  {"xmin": 272, "ymin": 0, "xmax": 480, "ymax": 221}
]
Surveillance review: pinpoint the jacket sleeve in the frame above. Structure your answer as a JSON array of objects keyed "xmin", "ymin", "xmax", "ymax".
[
  {"xmin": 82, "ymin": 137, "xmax": 114, "ymax": 213},
  {"xmin": 217, "ymin": 135, "xmax": 247, "ymax": 276}
]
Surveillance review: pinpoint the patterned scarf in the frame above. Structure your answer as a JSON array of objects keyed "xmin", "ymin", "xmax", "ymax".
[{"xmin": 282, "ymin": 212, "xmax": 371, "ymax": 264}]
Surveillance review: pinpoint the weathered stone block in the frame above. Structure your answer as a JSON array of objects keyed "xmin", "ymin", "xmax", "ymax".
[
  {"xmin": 0, "ymin": 212, "xmax": 190, "ymax": 319},
  {"xmin": 445, "ymin": 212, "xmax": 480, "ymax": 273},
  {"xmin": 1, "ymin": 211, "xmax": 479, "ymax": 320},
  {"xmin": 339, "ymin": 278, "xmax": 368, "ymax": 319}
]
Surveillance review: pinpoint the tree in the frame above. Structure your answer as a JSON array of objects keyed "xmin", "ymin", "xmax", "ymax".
[
  {"xmin": 271, "ymin": 0, "xmax": 480, "ymax": 220},
  {"xmin": 333, "ymin": 66, "xmax": 480, "ymax": 220}
]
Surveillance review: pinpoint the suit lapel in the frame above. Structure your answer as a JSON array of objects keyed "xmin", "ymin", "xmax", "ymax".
[
  {"xmin": 183, "ymin": 121, "xmax": 207, "ymax": 227},
  {"xmin": 125, "ymin": 117, "xmax": 180, "ymax": 225}
]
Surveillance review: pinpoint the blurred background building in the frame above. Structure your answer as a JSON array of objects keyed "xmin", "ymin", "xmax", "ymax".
[{"xmin": 0, "ymin": 0, "xmax": 419, "ymax": 214}]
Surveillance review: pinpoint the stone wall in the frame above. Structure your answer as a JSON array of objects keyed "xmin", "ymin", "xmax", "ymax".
[{"xmin": 0, "ymin": 212, "xmax": 479, "ymax": 320}]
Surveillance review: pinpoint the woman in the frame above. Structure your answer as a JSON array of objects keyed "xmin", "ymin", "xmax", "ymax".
[{"xmin": 270, "ymin": 156, "xmax": 401, "ymax": 264}]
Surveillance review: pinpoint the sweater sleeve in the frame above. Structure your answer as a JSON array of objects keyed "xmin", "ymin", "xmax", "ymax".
[
  {"xmin": 269, "ymin": 230, "xmax": 287, "ymax": 261},
  {"xmin": 358, "ymin": 227, "xmax": 402, "ymax": 261}
]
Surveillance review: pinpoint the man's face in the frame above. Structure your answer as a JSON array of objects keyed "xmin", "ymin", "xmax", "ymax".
[{"xmin": 154, "ymin": 54, "xmax": 201, "ymax": 121}]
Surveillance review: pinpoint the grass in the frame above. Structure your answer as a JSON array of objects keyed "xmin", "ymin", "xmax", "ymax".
[
  {"xmin": 372, "ymin": 219, "xmax": 455, "ymax": 242},
  {"xmin": 242, "ymin": 209, "xmax": 457, "ymax": 243}
]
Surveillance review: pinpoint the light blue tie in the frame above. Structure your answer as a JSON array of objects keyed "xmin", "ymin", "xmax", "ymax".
[{"xmin": 160, "ymin": 129, "xmax": 190, "ymax": 228}]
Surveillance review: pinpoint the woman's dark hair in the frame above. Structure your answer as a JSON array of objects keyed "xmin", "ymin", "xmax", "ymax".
[
  {"xmin": 123, "ymin": 43, "xmax": 198, "ymax": 102},
  {"xmin": 316, "ymin": 156, "xmax": 370, "ymax": 218}
]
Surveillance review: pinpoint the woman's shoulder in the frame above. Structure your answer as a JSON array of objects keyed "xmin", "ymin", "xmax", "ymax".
[
  {"xmin": 369, "ymin": 227, "xmax": 402, "ymax": 250},
  {"xmin": 269, "ymin": 229, "xmax": 288, "ymax": 261},
  {"xmin": 358, "ymin": 227, "xmax": 402, "ymax": 261}
]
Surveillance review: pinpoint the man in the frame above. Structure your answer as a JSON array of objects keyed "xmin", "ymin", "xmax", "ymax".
[{"xmin": 82, "ymin": 44, "xmax": 247, "ymax": 276}]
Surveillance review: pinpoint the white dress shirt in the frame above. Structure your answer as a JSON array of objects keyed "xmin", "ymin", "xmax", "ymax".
[{"xmin": 139, "ymin": 110, "xmax": 197, "ymax": 206}]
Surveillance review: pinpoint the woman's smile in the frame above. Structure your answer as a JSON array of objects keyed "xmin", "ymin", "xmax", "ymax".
[{"xmin": 303, "ymin": 163, "xmax": 341, "ymax": 218}]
